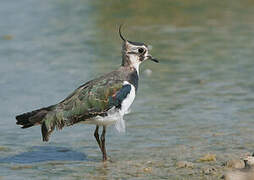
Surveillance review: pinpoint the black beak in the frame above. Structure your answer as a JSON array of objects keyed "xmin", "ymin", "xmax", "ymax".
[
  {"xmin": 151, "ymin": 58, "xmax": 159, "ymax": 63},
  {"xmin": 147, "ymin": 55, "xmax": 159, "ymax": 63}
]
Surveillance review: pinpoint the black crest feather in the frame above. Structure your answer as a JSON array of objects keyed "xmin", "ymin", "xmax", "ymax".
[{"xmin": 119, "ymin": 24, "xmax": 126, "ymax": 41}]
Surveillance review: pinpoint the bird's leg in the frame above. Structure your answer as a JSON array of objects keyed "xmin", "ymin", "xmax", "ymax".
[
  {"xmin": 94, "ymin": 125, "xmax": 102, "ymax": 151},
  {"xmin": 101, "ymin": 125, "xmax": 107, "ymax": 161}
]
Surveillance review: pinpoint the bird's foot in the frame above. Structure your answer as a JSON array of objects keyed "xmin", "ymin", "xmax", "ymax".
[{"xmin": 102, "ymin": 156, "xmax": 113, "ymax": 163}]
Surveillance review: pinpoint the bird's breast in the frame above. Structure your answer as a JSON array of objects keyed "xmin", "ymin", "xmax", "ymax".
[{"xmin": 119, "ymin": 81, "xmax": 136, "ymax": 115}]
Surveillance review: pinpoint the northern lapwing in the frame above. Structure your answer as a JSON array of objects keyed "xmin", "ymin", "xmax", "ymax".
[{"xmin": 16, "ymin": 26, "xmax": 158, "ymax": 161}]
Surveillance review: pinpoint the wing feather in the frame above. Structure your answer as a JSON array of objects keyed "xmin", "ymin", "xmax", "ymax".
[{"xmin": 58, "ymin": 78, "xmax": 131, "ymax": 125}]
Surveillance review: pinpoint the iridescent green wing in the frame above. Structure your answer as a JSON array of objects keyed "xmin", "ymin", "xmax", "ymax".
[{"xmin": 58, "ymin": 78, "xmax": 124, "ymax": 125}]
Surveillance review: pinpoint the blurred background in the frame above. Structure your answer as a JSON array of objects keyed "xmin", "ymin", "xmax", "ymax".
[{"xmin": 1, "ymin": 0, "xmax": 254, "ymax": 179}]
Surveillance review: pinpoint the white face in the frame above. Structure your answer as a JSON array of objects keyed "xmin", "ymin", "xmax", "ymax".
[
  {"xmin": 125, "ymin": 42, "xmax": 150, "ymax": 69},
  {"xmin": 122, "ymin": 40, "xmax": 158, "ymax": 73}
]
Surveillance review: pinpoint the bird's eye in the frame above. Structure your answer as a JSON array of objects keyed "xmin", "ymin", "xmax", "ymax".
[{"xmin": 138, "ymin": 48, "xmax": 144, "ymax": 53}]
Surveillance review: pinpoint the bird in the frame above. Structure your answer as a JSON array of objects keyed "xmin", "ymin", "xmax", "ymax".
[{"xmin": 16, "ymin": 25, "xmax": 159, "ymax": 161}]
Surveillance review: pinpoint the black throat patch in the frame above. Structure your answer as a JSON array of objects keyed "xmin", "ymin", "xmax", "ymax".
[{"xmin": 127, "ymin": 70, "xmax": 139, "ymax": 91}]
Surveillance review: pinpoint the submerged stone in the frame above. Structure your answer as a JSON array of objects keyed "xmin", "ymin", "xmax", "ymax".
[
  {"xmin": 176, "ymin": 161, "xmax": 194, "ymax": 168},
  {"xmin": 202, "ymin": 166, "xmax": 217, "ymax": 175},
  {"xmin": 225, "ymin": 159, "xmax": 245, "ymax": 169},
  {"xmin": 0, "ymin": 146, "xmax": 10, "ymax": 152},
  {"xmin": 199, "ymin": 153, "xmax": 216, "ymax": 162}
]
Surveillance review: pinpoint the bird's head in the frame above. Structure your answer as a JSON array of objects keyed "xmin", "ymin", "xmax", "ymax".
[{"xmin": 119, "ymin": 25, "xmax": 158, "ymax": 71}]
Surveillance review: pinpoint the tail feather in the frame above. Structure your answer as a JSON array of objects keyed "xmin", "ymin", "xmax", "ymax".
[
  {"xmin": 16, "ymin": 105, "xmax": 66, "ymax": 142},
  {"xmin": 16, "ymin": 105, "xmax": 55, "ymax": 129},
  {"xmin": 16, "ymin": 107, "xmax": 51, "ymax": 128}
]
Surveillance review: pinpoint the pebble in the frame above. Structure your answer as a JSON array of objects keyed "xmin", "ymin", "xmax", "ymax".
[
  {"xmin": 223, "ymin": 170, "xmax": 254, "ymax": 180},
  {"xmin": 223, "ymin": 171, "xmax": 246, "ymax": 180},
  {"xmin": 143, "ymin": 167, "xmax": 152, "ymax": 173},
  {"xmin": 199, "ymin": 153, "xmax": 216, "ymax": 162},
  {"xmin": 244, "ymin": 156, "xmax": 254, "ymax": 167},
  {"xmin": 176, "ymin": 161, "xmax": 194, "ymax": 168},
  {"xmin": 0, "ymin": 146, "xmax": 10, "ymax": 152},
  {"xmin": 225, "ymin": 159, "xmax": 245, "ymax": 169},
  {"xmin": 202, "ymin": 167, "xmax": 217, "ymax": 175}
]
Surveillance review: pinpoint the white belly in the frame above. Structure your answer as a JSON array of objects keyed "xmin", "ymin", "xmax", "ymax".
[{"xmin": 82, "ymin": 81, "xmax": 136, "ymax": 132}]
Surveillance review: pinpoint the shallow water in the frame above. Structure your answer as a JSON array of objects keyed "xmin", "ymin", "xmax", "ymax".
[{"xmin": 1, "ymin": 0, "xmax": 254, "ymax": 179}]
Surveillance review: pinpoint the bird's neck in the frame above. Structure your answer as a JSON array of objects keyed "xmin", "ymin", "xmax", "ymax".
[
  {"xmin": 119, "ymin": 66, "xmax": 139, "ymax": 91},
  {"xmin": 121, "ymin": 54, "xmax": 141, "ymax": 75}
]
